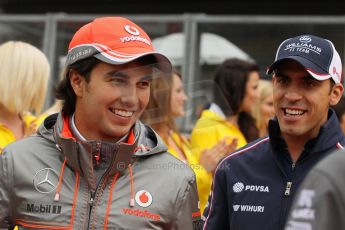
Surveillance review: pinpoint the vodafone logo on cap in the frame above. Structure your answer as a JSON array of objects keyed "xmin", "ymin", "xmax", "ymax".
[
  {"xmin": 124, "ymin": 25, "xmax": 140, "ymax": 35},
  {"xmin": 120, "ymin": 25, "xmax": 151, "ymax": 45},
  {"xmin": 135, "ymin": 190, "xmax": 153, "ymax": 208}
]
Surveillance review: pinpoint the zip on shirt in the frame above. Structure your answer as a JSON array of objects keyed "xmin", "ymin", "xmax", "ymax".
[{"xmin": 284, "ymin": 162, "xmax": 296, "ymax": 196}]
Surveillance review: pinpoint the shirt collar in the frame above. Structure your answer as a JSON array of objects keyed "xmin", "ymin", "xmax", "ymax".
[
  {"xmin": 70, "ymin": 113, "xmax": 128, "ymax": 143},
  {"xmin": 209, "ymin": 103, "xmax": 226, "ymax": 119}
]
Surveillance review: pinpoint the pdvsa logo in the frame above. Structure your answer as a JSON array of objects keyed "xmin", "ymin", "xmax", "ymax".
[
  {"xmin": 233, "ymin": 182, "xmax": 269, "ymax": 193},
  {"xmin": 233, "ymin": 182, "xmax": 245, "ymax": 193},
  {"xmin": 299, "ymin": 36, "xmax": 312, "ymax": 43},
  {"xmin": 135, "ymin": 190, "xmax": 153, "ymax": 208}
]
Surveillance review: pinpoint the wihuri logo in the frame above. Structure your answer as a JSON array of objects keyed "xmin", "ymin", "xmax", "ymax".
[
  {"xmin": 233, "ymin": 205, "xmax": 240, "ymax": 211},
  {"xmin": 233, "ymin": 204, "xmax": 265, "ymax": 213}
]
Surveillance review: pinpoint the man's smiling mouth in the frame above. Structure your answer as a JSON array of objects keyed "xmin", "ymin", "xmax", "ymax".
[
  {"xmin": 284, "ymin": 108, "xmax": 306, "ymax": 116},
  {"xmin": 110, "ymin": 108, "xmax": 134, "ymax": 117}
]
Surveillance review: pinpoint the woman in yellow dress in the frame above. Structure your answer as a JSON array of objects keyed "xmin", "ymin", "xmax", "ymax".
[
  {"xmin": 141, "ymin": 70, "xmax": 235, "ymax": 213},
  {"xmin": 189, "ymin": 59, "xmax": 261, "ymax": 213},
  {"xmin": 191, "ymin": 58, "xmax": 261, "ymax": 160},
  {"xmin": 0, "ymin": 41, "xmax": 50, "ymax": 153}
]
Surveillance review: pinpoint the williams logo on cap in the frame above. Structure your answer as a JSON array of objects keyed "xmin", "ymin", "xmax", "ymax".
[
  {"xmin": 284, "ymin": 35, "xmax": 322, "ymax": 55},
  {"xmin": 299, "ymin": 36, "xmax": 312, "ymax": 43},
  {"xmin": 267, "ymin": 34, "xmax": 342, "ymax": 84}
]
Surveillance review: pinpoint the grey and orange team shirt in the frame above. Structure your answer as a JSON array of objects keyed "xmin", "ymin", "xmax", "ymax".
[{"xmin": 0, "ymin": 113, "xmax": 202, "ymax": 230}]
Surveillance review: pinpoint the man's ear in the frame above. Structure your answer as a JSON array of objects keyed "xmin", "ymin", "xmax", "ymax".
[
  {"xmin": 330, "ymin": 83, "xmax": 344, "ymax": 106},
  {"xmin": 69, "ymin": 70, "xmax": 85, "ymax": 97}
]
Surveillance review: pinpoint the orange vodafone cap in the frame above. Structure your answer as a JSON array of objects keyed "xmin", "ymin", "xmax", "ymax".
[{"xmin": 65, "ymin": 17, "xmax": 171, "ymax": 72}]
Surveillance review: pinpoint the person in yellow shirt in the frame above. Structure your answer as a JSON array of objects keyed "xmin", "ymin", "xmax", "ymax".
[
  {"xmin": 189, "ymin": 59, "xmax": 260, "ymax": 214},
  {"xmin": 191, "ymin": 58, "xmax": 261, "ymax": 161},
  {"xmin": 141, "ymin": 70, "xmax": 236, "ymax": 213},
  {"xmin": 0, "ymin": 41, "xmax": 50, "ymax": 153}
]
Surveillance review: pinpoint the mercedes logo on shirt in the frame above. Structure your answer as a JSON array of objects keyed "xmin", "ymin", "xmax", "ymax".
[{"xmin": 33, "ymin": 168, "xmax": 59, "ymax": 194}]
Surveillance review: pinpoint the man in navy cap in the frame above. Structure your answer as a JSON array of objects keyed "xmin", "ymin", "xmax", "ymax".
[{"xmin": 202, "ymin": 34, "xmax": 344, "ymax": 230}]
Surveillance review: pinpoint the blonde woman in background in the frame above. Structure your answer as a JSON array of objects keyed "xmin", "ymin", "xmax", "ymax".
[
  {"xmin": 252, "ymin": 79, "xmax": 275, "ymax": 137},
  {"xmin": 38, "ymin": 55, "xmax": 66, "ymax": 120},
  {"xmin": 141, "ymin": 70, "xmax": 235, "ymax": 213},
  {"xmin": 0, "ymin": 41, "xmax": 50, "ymax": 152},
  {"xmin": 36, "ymin": 70, "xmax": 65, "ymax": 125}
]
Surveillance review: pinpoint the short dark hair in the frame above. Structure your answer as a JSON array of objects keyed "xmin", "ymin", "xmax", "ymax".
[{"xmin": 55, "ymin": 57, "xmax": 100, "ymax": 116}]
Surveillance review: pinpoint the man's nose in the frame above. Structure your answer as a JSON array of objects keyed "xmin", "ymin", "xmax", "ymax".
[
  {"xmin": 284, "ymin": 89, "xmax": 302, "ymax": 101},
  {"xmin": 120, "ymin": 85, "xmax": 138, "ymax": 105}
]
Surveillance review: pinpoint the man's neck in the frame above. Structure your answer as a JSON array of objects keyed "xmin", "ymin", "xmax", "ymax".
[
  {"xmin": 283, "ymin": 134, "xmax": 312, "ymax": 162},
  {"xmin": 287, "ymin": 145, "xmax": 304, "ymax": 163},
  {"xmin": 70, "ymin": 113, "xmax": 128, "ymax": 143},
  {"xmin": 70, "ymin": 114, "xmax": 87, "ymax": 141}
]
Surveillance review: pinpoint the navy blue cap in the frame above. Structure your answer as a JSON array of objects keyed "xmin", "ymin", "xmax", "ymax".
[{"xmin": 267, "ymin": 34, "xmax": 342, "ymax": 83}]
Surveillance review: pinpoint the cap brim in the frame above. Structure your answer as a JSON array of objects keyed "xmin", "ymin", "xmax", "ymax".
[
  {"xmin": 266, "ymin": 56, "xmax": 332, "ymax": 81},
  {"xmin": 94, "ymin": 51, "xmax": 172, "ymax": 73}
]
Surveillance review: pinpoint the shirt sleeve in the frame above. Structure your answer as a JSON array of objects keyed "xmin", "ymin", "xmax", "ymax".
[
  {"xmin": 0, "ymin": 148, "xmax": 13, "ymax": 229},
  {"xmin": 174, "ymin": 174, "xmax": 203, "ymax": 230},
  {"xmin": 202, "ymin": 162, "xmax": 229, "ymax": 230},
  {"xmin": 285, "ymin": 169, "xmax": 345, "ymax": 230}
]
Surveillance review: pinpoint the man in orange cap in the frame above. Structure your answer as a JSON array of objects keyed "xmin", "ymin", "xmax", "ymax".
[{"xmin": 0, "ymin": 17, "xmax": 201, "ymax": 230}]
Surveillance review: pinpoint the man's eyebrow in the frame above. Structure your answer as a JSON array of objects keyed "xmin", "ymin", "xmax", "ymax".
[
  {"xmin": 301, "ymin": 74, "xmax": 319, "ymax": 81},
  {"xmin": 274, "ymin": 71, "xmax": 312, "ymax": 79},
  {"xmin": 107, "ymin": 71, "xmax": 128, "ymax": 78},
  {"xmin": 273, "ymin": 71, "xmax": 288, "ymax": 78},
  {"xmin": 140, "ymin": 75, "xmax": 153, "ymax": 81},
  {"xmin": 106, "ymin": 70, "xmax": 152, "ymax": 81}
]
